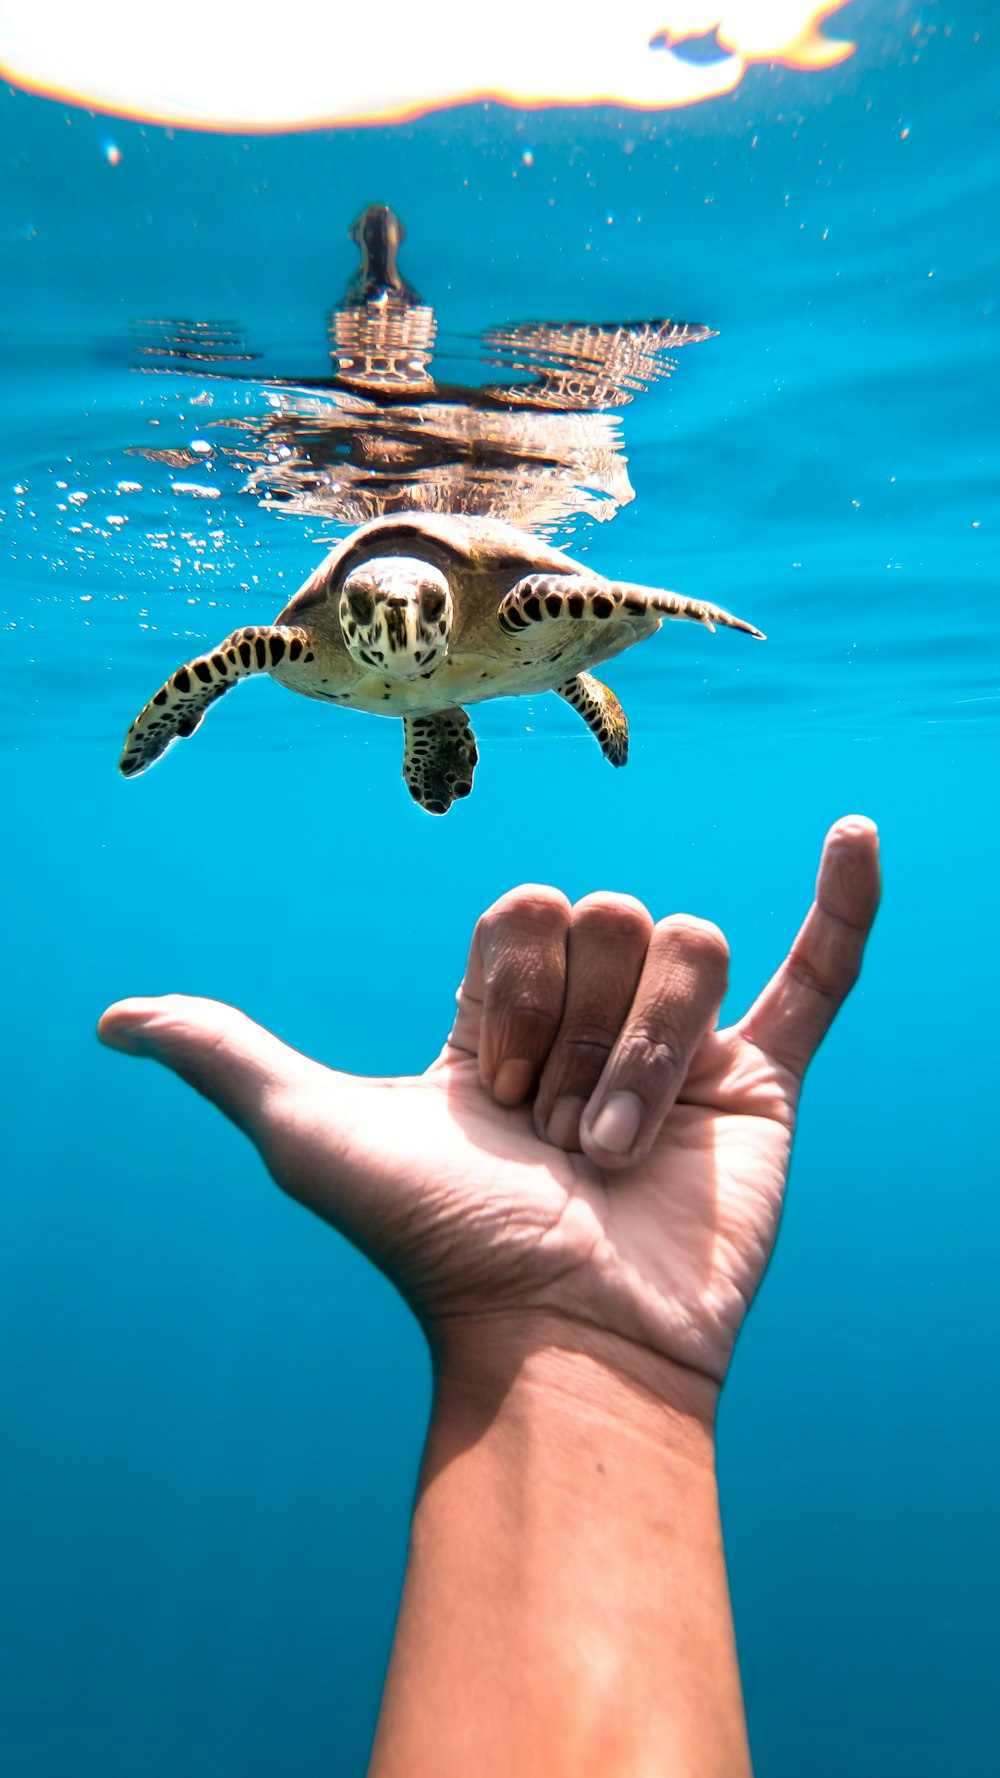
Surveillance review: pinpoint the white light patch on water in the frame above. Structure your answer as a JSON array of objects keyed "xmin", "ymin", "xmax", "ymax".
[{"xmin": 0, "ymin": 1, "xmax": 855, "ymax": 129}]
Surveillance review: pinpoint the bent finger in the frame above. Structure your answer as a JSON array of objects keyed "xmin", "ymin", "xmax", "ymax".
[
  {"xmin": 534, "ymin": 891, "xmax": 653, "ymax": 1151},
  {"xmin": 458, "ymin": 885, "xmax": 571, "ymax": 1103},
  {"xmin": 738, "ymin": 815, "xmax": 881, "ymax": 1078},
  {"xmin": 579, "ymin": 914, "xmax": 730, "ymax": 1169}
]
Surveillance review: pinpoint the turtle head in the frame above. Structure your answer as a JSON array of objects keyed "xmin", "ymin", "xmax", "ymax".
[
  {"xmin": 345, "ymin": 203, "xmax": 420, "ymax": 307},
  {"xmin": 338, "ymin": 557, "xmax": 453, "ymax": 681}
]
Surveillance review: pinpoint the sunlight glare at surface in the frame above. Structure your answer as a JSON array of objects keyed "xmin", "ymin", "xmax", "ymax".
[{"xmin": 0, "ymin": 0, "xmax": 855, "ymax": 129}]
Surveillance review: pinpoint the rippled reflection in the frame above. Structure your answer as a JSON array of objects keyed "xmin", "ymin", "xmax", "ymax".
[{"xmin": 128, "ymin": 203, "xmax": 715, "ymax": 533}]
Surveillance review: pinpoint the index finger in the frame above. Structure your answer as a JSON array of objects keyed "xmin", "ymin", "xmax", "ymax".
[
  {"xmin": 444, "ymin": 885, "xmax": 571, "ymax": 1104},
  {"xmin": 738, "ymin": 816, "xmax": 881, "ymax": 1078}
]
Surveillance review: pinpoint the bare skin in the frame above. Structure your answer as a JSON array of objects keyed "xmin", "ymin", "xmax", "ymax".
[{"xmin": 99, "ymin": 814, "xmax": 881, "ymax": 1778}]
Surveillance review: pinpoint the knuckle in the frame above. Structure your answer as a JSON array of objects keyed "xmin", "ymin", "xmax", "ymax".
[
  {"xmin": 572, "ymin": 890, "xmax": 652, "ymax": 933},
  {"xmin": 557, "ymin": 1020, "xmax": 619, "ymax": 1054},
  {"xmin": 484, "ymin": 883, "xmax": 571, "ymax": 926},
  {"xmin": 615, "ymin": 1026, "xmax": 686, "ymax": 1080},
  {"xmin": 496, "ymin": 1002, "xmax": 561, "ymax": 1051},
  {"xmin": 572, "ymin": 907, "xmax": 652, "ymax": 959},
  {"xmin": 478, "ymin": 887, "xmax": 570, "ymax": 959},
  {"xmin": 655, "ymin": 913, "xmax": 730, "ymax": 972},
  {"xmin": 787, "ymin": 946, "xmax": 853, "ymax": 1002},
  {"xmin": 483, "ymin": 951, "xmax": 565, "ymax": 1021}
]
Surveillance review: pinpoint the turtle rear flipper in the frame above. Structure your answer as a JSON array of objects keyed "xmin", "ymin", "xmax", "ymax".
[
  {"xmin": 402, "ymin": 708, "xmax": 478, "ymax": 815},
  {"xmin": 556, "ymin": 672, "xmax": 629, "ymax": 767},
  {"xmin": 498, "ymin": 573, "xmax": 765, "ymax": 640},
  {"xmin": 118, "ymin": 624, "xmax": 310, "ymax": 777}
]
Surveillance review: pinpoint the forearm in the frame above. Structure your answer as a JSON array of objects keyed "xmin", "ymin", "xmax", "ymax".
[{"xmin": 369, "ymin": 1320, "xmax": 751, "ymax": 1778}]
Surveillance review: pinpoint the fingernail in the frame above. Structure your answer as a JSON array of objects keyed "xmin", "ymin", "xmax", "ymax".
[
  {"xmin": 546, "ymin": 1095, "xmax": 585, "ymax": 1149},
  {"xmin": 97, "ymin": 1009, "xmax": 151, "ymax": 1055},
  {"xmin": 589, "ymin": 1091, "xmax": 644, "ymax": 1156},
  {"xmin": 492, "ymin": 1057, "xmax": 535, "ymax": 1105}
]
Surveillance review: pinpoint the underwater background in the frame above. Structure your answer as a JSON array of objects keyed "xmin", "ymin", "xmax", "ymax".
[{"xmin": 1, "ymin": 3, "xmax": 998, "ymax": 1772}]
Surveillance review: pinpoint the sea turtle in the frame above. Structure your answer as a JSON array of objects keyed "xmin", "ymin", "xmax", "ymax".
[{"xmin": 118, "ymin": 512, "xmax": 764, "ymax": 813}]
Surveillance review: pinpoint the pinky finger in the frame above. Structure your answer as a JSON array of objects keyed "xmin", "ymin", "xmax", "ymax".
[{"xmin": 738, "ymin": 816, "xmax": 881, "ymax": 1080}]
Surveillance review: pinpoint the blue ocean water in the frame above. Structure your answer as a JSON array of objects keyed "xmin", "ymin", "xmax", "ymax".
[{"xmin": 1, "ymin": 5, "xmax": 998, "ymax": 1774}]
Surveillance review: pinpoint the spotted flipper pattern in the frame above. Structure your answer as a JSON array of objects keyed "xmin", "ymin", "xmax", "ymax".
[
  {"xmin": 119, "ymin": 624, "xmax": 312, "ymax": 777},
  {"xmin": 498, "ymin": 573, "xmax": 765, "ymax": 640},
  {"xmin": 556, "ymin": 672, "xmax": 629, "ymax": 767},
  {"xmin": 402, "ymin": 707, "xmax": 478, "ymax": 815}
]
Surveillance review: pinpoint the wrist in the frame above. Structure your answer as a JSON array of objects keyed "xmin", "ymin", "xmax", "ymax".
[{"xmin": 429, "ymin": 1308, "xmax": 720, "ymax": 1458}]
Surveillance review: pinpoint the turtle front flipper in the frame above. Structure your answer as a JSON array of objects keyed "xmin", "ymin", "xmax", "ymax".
[
  {"xmin": 402, "ymin": 708, "xmax": 478, "ymax": 815},
  {"xmin": 118, "ymin": 624, "xmax": 310, "ymax": 777},
  {"xmin": 556, "ymin": 672, "xmax": 629, "ymax": 767},
  {"xmin": 498, "ymin": 573, "xmax": 765, "ymax": 639}
]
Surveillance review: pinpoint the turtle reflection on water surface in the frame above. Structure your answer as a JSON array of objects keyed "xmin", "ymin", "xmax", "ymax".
[
  {"xmin": 131, "ymin": 201, "xmax": 718, "ymax": 533},
  {"xmin": 119, "ymin": 511, "xmax": 763, "ymax": 815}
]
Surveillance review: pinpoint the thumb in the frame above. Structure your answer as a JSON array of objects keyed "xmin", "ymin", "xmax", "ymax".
[
  {"xmin": 100, "ymin": 996, "xmax": 413, "ymax": 1267},
  {"xmin": 98, "ymin": 994, "xmax": 333, "ymax": 1154}
]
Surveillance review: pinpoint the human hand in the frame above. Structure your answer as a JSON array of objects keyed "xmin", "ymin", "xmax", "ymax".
[{"xmin": 99, "ymin": 817, "xmax": 879, "ymax": 1403}]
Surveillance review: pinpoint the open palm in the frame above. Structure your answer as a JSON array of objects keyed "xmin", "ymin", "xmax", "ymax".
[{"xmin": 100, "ymin": 818, "xmax": 879, "ymax": 1390}]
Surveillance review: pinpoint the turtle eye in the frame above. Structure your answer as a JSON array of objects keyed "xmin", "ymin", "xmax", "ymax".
[
  {"xmin": 421, "ymin": 586, "xmax": 447, "ymax": 622},
  {"xmin": 346, "ymin": 585, "xmax": 375, "ymax": 625}
]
